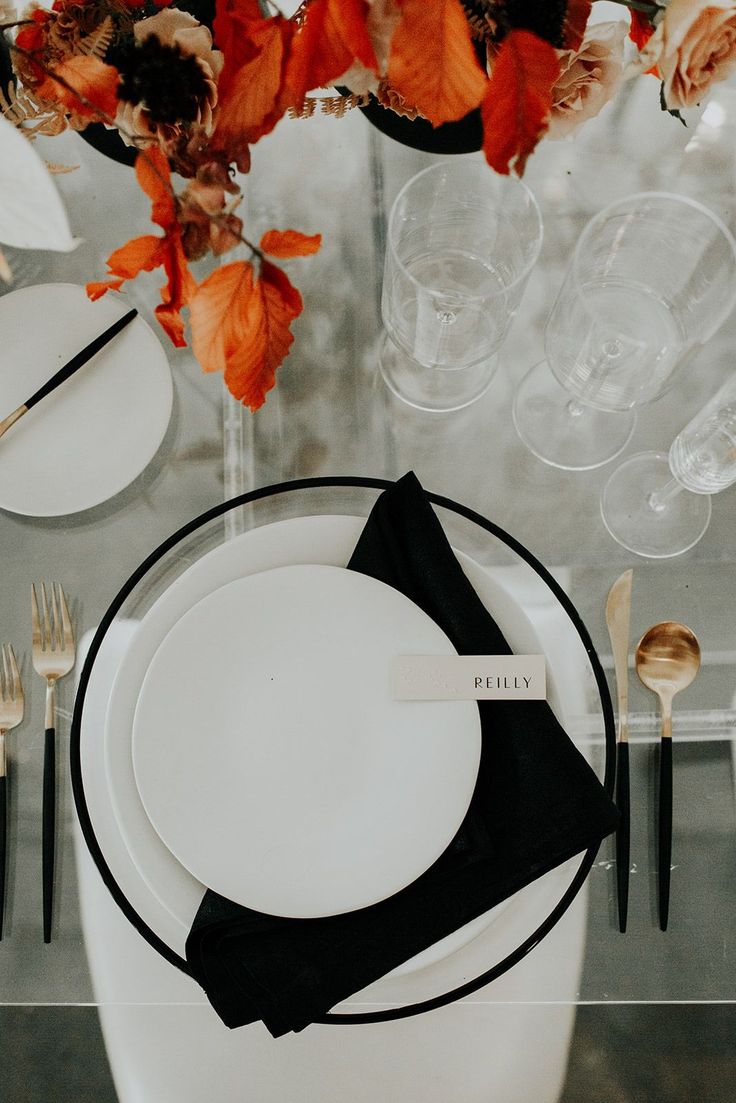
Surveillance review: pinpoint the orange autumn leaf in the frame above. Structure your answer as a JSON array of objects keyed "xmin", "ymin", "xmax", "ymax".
[
  {"xmin": 283, "ymin": 0, "xmax": 376, "ymax": 106},
  {"xmin": 135, "ymin": 147, "xmax": 177, "ymax": 230},
  {"xmin": 155, "ymin": 233, "xmax": 198, "ymax": 347},
  {"xmin": 100, "ymin": 235, "xmax": 167, "ymax": 279},
  {"xmin": 87, "ymin": 231, "xmax": 168, "ymax": 303},
  {"xmin": 629, "ymin": 10, "xmax": 656, "ymax": 51},
  {"xmin": 213, "ymin": 0, "xmax": 267, "ymax": 67},
  {"xmin": 214, "ymin": 14, "xmax": 294, "ymax": 148},
  {"xmin": 35, "ymin": 55, "xmax": 120, "ymax": 119},
  {"xmin": 387, "ymin": 0, "xmax": 486, "ymax": 125},
  {"xmin": 190, "ymin": 261, "xmax": 256, "ymax": 375},
  {"xmin": 87, "ymin": 152, "xmax": 195, "ymax": 347},
  {"xmin": 190, "ymin": 259, "xmax": 303, "ymax": 411},
  {"xmin": 482, "ymin": 30, "xmax": 560, "ymax": 176},
  {"xmin": 15, "ymin": 13, "xmax": 50, "ymax": 81},
  {"xmin": 562, "ymin": 0, "xmax": 592, "ymax": 51},
  {"xmin": 129, "ymin": 150, "xmax": 196, "ymax": 345},
  {"xmin": 259, "ymin": 229, "xmax": 322, "ymax": 258},
  {"xmin": 87, "ymin": 278, "xmax": 125, "ymax": 299}
]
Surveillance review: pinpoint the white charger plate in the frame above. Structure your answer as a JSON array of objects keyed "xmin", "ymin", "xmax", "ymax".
[
  {"xmin": 131, "ymin": 563, "xmax": 482, "ymax": 918},
  {"xmin": 0, "ymin": 283, "xmax": 172, "ymax": 516},
  {"xmin": 89, "ymin": 513, "xmax": 577, "ymax": 987}
]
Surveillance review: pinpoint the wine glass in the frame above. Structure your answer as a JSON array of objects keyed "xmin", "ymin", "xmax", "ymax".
[
  {"xmin": 601, "ymin": 372, "xmax": 736, "ymax": 557},
  {"xmin": 512, "ymin": 193, "xmax": 736, "ymax": 470},
  {"xmin": 379, "ymin": 161, "xmax": 543, "ymax": 413}
]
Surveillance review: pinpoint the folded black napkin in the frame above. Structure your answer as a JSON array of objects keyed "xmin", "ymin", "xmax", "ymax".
[{"xmin": 186, "ymin": 472, "xmax": 618, "ymax": 1036}]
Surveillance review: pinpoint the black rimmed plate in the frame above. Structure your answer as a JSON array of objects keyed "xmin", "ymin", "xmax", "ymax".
[{"xmin": 71, "ymin": 477, "xmax": 615, "ymax": 1025}]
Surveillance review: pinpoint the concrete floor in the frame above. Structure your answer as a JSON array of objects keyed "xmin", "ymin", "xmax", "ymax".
[{"xmin": 0, "ymin": 1004, "xmax": 734, "ymax": 1102}]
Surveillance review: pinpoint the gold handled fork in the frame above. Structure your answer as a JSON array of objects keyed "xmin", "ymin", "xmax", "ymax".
[
  {"xmin": 32, "ymin": 583, "xmax": 75, "ymax": 943},
  {"xmin": 0, "ymin": 644, "xmax": 24, "ymax": 941}
]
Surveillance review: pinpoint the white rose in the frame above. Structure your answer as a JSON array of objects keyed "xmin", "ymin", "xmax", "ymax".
[
  {"xmin": 547, "ymin": 21, "xmax": 627, "ymax": 140},
  {"xmin": 640, "ymin": 0, "xmax": 736, "ymax": 109}
]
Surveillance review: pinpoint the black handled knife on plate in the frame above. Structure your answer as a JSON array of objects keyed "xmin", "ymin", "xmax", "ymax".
[
  {"xmin": 0, "ymin": 308, "xmax": 138, "ymax": 440},
  {"xmin": 605, "ymin": 568, "xmax": 633, "ymax": 933}
]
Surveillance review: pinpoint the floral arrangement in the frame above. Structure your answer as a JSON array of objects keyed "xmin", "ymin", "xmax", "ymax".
[{"xmin": 1, "ymin": 0, "xmax": 736, "ymax": 410}]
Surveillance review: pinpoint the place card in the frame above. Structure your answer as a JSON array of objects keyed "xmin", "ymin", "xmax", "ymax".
[{"xmin": 392, "ymin": 655, "xmax": 546, "ymax": 701}]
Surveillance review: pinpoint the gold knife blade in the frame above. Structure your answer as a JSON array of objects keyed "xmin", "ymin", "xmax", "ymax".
[{"xmin": 605, "ymin": 569, "xmax": 633, "ymax": 742}]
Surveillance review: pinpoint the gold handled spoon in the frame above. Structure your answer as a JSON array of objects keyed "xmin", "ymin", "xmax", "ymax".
[{"xmin": 635, "ymin": 621, "xmax": 701, "ymax": 931}]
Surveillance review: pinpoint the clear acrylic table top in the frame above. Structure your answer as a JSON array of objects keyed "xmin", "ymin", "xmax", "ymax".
[{"xmin": 1, "ymin": 71, "xmax": 735, "ymax": 1008}]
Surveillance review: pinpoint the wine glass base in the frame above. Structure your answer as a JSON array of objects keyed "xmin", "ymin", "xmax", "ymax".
[
  {"xmin": 512, "ymin": 360, "xmax": 636, "ymax": 470},
  {"xmin": 600, "ymin": 452, "xmax": 712, "ymax": 558},
  {"xmin": 379, "ymin": 334, "xmax": 498, "ymax": 413}
]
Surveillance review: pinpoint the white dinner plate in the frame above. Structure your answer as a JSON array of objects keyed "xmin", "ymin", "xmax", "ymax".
[
  {"xmin": 131, "ymin": 564, "xmax": 482, "ymax": 918},
  {"xmin": 89, "ymin": 513, "xmax": 581, "ymax": 991},
  {"xmin": 0, "ymin": 283, "xmax": 172, "ymax": 516}
]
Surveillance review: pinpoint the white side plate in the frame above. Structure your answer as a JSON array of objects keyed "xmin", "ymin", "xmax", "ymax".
[{"xmin": 0, "ymin": 283, "xmax": 172, "ymax": 516}]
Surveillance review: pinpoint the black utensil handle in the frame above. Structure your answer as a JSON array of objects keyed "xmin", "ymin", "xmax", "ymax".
[
  {"xmin": 42, "ymin": 728, "xmax": 55, "ymax": 944},
  {"xmin": 25, "ymin": 309, "xmax": 138, "ymax": 411},
  {"xmin": 615, "ymin": 741, "xmax": 630, "ymax": 933},
  {"xmin": 658, "ymin": 738, "xmax": 673, "ymax": 932},
  {"xmin": 0, "ymin": 775, "xmax": 6, "ymax": 942}
]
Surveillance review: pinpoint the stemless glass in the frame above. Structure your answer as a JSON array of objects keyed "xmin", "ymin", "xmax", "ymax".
[
  {"xmin": 601, "ymin": 372, "xmax": 736, "ymax": 557},
  {"xmin": 513, "ymin": 193, "xmax": 736, "ymax": 469},
  {"xmin": 379, "ymin": 161, "xmax": 543, "ymax": 413}
]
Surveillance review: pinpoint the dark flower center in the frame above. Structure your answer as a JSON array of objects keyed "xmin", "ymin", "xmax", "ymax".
[{"xmin": 116, "ymin": 36, "xmax": 210, "ymax": 126}]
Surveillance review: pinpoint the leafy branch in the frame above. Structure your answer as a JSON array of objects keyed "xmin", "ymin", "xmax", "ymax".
[{"xmin": 5, "ymin": 40, "xmax": 265, "ymax": 262}]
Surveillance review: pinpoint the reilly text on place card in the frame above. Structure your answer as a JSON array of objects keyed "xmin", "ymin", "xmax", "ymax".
[{"xmin": 392, "ymin": 655, "xmax": 546, "ymax": 701}]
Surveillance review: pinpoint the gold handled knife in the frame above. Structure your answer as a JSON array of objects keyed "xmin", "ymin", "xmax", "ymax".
[{"xmin": 605, "ymin": 568, "xmax": 633, "ymax": 933}]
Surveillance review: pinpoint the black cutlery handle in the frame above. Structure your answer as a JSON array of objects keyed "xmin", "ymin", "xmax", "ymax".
[
  {"xmin": 42, "ymin": 728, "xmax": 55, "ymax": 944},
  {"xmin": 658, "ymin": 738, "xmax": 673, "ymax": 932},
  {"xmin": 25, "ymin": 309, "xmax": 138, "ymax": 411},
  {"xmin": 0, "ymin": 775, "xmax": 6, "ymax": 942},
  {"xmin": 615, "ymin": 742, "xmax": 630, "ymax": 933}
]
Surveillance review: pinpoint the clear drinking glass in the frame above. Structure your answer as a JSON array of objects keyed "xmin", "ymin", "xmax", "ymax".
[
  {"xmin": 512, "ymin": 193, "xmax": 736, "ymax": 469},
  {"xmin": 379, "ymin": 161, "xmax": 543, "ymax": 413},
  {"xmin": 601, "ymin": 372, "xmax": 736, "ymax": 557}
]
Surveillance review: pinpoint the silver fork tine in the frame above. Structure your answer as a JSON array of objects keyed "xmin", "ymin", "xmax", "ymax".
[
  {"xmin": 1, "ymin": 646, "xmax": 7, "ymax": 699},
  {"xmin": 31, "ymin": 583, "xmax": 42, "ymax": 651},
  {"xmin": 40, "ymin": 582, "xmax": 51, "ymax": 651},
  {"xmin": 51, "ymin": 585, "xmax": 62, "ymax": 652},
  {"xmin": 8, "ymin": 645, "xmax": 21, "ymax": 704},
  {"xmin": 57, "ymin": 584, "xmax": 74, "ymax": 651}
]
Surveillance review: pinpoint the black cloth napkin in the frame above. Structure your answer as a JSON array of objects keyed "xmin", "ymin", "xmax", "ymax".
[{"xmin": 186, "ymin": 472, "xmax": 618, "ymax": 1036}]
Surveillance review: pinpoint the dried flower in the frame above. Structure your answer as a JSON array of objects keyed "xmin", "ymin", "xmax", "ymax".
[
  {"xmin": 178, "ymin": 179, "xmax": 242, "ymax": 260},
  {"xmin": 547, "ymin": 21, "xmax": 627, "ymax": 140},
  {"xmin": 164, "ymin": 123, "xmax": 246, "ymax": 181},
  {"xmin": 115, "ymin": 9, "xmax": 223, "ymax": 146},
  {"xmin": 117, "ymin": 36, "xmax": 211, "ymax": 124}
]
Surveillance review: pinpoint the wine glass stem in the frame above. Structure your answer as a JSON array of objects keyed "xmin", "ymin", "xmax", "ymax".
[
  {"xmin": 561, "ymin": 346, "xmax": 617, "ymax": 419},
  {"xmin": 648, "ymin": 476, "xmax": 685, "ymax": 513}
]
